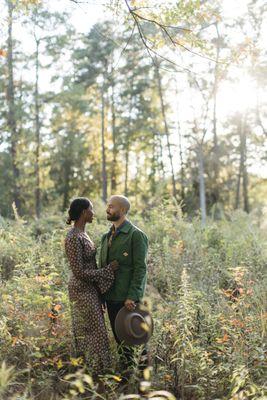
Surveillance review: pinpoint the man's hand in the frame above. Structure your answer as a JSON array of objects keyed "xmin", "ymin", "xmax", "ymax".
[
  {"xmin": 124, "ymin": 299, "xmax": 136, "ymax": 311},
  {"xmin": 101, "ymin": 302, "xmax": 106, "ymax": 313},
  {"xmin": 109, "ymin": 260, "xmax": 119, "ymax": 271}
]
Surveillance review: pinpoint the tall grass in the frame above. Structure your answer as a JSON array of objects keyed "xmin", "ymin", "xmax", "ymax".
[{"xmin": 0, "ymin": 205, "xmax": 266, "ymax": 399}]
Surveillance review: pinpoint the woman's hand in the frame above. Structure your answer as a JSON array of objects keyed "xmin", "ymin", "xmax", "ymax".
[{"xmin": 109, "ymin": 260, "xmax": 119, "ymax": 271}]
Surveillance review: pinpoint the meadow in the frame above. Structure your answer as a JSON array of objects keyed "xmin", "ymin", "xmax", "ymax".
[{"xmin": 0, "ymin": 203, "xmax": 266, "ymax": 399}]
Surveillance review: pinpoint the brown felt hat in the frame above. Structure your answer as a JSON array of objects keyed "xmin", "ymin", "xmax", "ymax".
[{"xmin": 115, "ymin": 304, "xmax": 153, "ymax": 346}]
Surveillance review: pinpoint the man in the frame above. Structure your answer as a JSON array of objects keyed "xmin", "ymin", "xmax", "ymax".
[{"xmin": 99, "ymin": 195, "xmax": 148, "ymax": 376}]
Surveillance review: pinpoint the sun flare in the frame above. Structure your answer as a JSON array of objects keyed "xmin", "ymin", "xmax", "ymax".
[{"xmin": 218, "ymin": 73, "xmax": 258, "ymax": 117}]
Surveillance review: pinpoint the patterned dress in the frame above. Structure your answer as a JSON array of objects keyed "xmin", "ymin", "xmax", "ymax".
[{"xmin": 65, "ymin": 227, "xmax": 115, "ymax": 375}]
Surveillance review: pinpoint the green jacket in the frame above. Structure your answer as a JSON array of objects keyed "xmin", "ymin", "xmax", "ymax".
[{"xmin": 99, "ymin": 220, "xmax": 148, "ymax": 302}]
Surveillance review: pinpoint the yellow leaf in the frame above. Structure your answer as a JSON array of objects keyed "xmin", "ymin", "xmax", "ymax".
[
  {"xmin": 70, "ymin": 358, "xmax": 79, "ymax": 366},
  {"xmin": 164, "ymin": 374, "xmax": 173, "ymax": 382},
  {"xmin": 112, "ymin": 375, "xmax": 122, "ymax": 382},
  {"xmin": 70, "ymin": 357, "xmax": 82, "ymax": 366},
  {"xmin": 83, "ymin": 374, "xmax": 93, "ymax": 386},
  {"xmin": 75, "ymin": 379, "xmax": 85, "ymax": 393},
  {"xmin": 143, "ymin": 367, "xmax": 151, "ymax": 381},
  {"xmin": 140, "ymin": 322, "xmax": 149, "ymax": 332}
]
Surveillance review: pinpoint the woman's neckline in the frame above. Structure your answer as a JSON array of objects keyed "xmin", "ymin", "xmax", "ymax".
[{"xmin": 73, "ymin": 226, "xmax": 85, "ymax": 233}]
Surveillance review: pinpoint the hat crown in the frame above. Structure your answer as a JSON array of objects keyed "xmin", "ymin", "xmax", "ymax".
[
  {"xmin": 125, "ymin": 313, "xmax": 146, "ymax": 339},
  {"xmin": 115, "ymin": 304, "xmax": 153, "ymax": 346}
]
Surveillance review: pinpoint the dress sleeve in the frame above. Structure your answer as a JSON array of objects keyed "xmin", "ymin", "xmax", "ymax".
[{"xmin": 65, "ymin": 235, "xmax": 114, "ymax": 284}]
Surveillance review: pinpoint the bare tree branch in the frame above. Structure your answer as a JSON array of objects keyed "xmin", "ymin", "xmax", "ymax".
[
  {"xmin": 112, "ymin": 22, "xmax": 136, "ymax": 71},
  {"xmin": 130, "ymin": 9, "xmax": 191, "ymax": 32},
  {"xmin": 126, "ymin": 1, "xmax": 226, "ymax": 65},
  {"xmin": 124, "ymin": 0, "xmax": 195, "ymax": 74},
  {"xmin": 70, "ymin": 0, "xmax": 105, "ymax": 4}
]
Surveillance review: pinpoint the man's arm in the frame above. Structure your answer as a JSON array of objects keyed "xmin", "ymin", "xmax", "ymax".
[{"xmin": 126, "ymin": 229, "xmax": 148, "ymax": 307}]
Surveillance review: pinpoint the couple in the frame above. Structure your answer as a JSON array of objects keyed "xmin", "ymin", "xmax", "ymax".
[{"xmin": 64, "ymin": 195, "xmax": 148, "ymax": 383}]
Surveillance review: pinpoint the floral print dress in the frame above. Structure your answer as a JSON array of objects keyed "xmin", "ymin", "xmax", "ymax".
[{"xmin": 65, "ymin": 227, "xmax": 115, "ymax": 375}]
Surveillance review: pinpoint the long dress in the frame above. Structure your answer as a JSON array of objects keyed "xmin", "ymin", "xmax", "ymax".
[{"xmin": 65, "ymin": 226, "xmax": 115, "ymax": 375}]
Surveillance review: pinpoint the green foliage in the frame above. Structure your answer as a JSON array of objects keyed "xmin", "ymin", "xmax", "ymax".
[
  {"xmin": 147, "ymin": 207, "xmax": 266, "ymax": 399},
  {"xmin": 0, "ymin": 361, "xmax": 15, "ymax": 398},
  {"xmin": 0, "ymin": 208, "xmax": 266, "ymax": 399},
  {"xmin": 1, "ymin": 2, "xmax": 266, "ymax": 218}
]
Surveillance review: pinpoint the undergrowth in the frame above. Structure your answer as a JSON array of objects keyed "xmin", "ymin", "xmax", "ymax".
[{"xmin": 0, "ymin": 204, "xmax": 266, "ymax": 399}]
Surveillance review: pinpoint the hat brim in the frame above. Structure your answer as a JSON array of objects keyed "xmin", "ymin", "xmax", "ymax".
[{"xmin": 115, "ymin": 304, "xmax": 153, "ymax": 346}]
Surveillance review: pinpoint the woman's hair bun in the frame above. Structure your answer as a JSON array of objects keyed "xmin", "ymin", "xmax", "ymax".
[
  {"xmin": 66, "ymin": 215, "xmax": 72, "ymax": 225},
  {"xmin": 66, "ymin": 197, "xmax": 91, "ymax": 225}
]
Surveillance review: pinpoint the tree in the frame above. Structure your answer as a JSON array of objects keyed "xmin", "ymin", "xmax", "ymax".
[
  {"xmin": 27, "ymin": 6, "xmax": 73, "ymax": 217},
  {"xmin": 154, "ymin": 63, "xmax": 177, "ymax": 199},
  {"xmin": 6, "ymin": 0, "xmax": 21, "ymax": 214},
  {"xmin": 74, "ymin": 21, "xmax": 118, "ymax": 202}
]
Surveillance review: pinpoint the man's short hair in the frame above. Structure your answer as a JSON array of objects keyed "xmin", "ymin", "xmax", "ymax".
[{"xmin": 110, "ymin": 195, "xmax": 131, "ymax": 214}]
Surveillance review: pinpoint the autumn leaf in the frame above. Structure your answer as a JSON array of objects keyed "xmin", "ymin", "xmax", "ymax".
[
  {"xmin": 12, "ymin": 337, "xmax": 18, "ymax": 347},
  {"xmin": 238, "ymin": 287, "xmax": 244, "ymax": 295},
  {"xmin": 175, "ymin": 240, "xmax": 185, "ymax": 255},
  {"xmin": 70, "ymin": 357, "xmax": 83, "ymax": 366},
  {"xmin": 221, "ymin": 289, "xmax": 232, "ymax": 298},
  {"xmin": 143, "ymin": 367, "xmax": 151, "ymax": 381},
  {"xmin": 231, "ymin": 319, "xmax": 244, "ymax": 328},
  {"xmin": 83, "ymin": 374, "xmax": 93, "ymax": 386},
  {"xmin": 0, "ymin": 49, "xmax": 7, "ymax": 57},
  {"xmin": 112, "ymin": 375, "xmax": 122, "ymax": 382},
  {"xmin": 216, "ymin": 333, "xmax": 229, "ymax": 343},
  {"xmin": 164, "ymin": 374, "xmax": 173, "ymax": 382},
  {"xmin": 140, "ymin": 322, "xmax": 149, "ymax": 332}
]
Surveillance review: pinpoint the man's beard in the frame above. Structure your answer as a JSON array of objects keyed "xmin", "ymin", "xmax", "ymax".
[{"xmin": 107, "ymin": 213, "xmax": 120, "ymax": 221}]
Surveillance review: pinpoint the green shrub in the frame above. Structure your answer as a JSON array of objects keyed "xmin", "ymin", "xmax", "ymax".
[{"xmin": 0, "ymin": 207, "xmax": 266, "ymax": 399}]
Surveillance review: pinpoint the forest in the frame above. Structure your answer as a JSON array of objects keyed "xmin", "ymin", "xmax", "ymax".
[{"xmin": 0, "ymin": 0, "xmax": 266, "ymax": 399}]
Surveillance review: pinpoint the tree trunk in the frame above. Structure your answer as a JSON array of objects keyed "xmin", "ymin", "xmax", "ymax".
[
  {"xmin": 124, "ymin": 140, "xmax": 129, "ymax": 196},
  {"xmin": 197, "ymin": 145, "xmax": 206, "ymax": 225},
  {"xmin": 124, "ymin": 76, "xmax": 134, "ymax": 197},
  {"xmin": 235, "ymin": 114, "xmax": 249, "ymax": 212},
  {"xmin": 241, "ymin": 119, "xmax": 249, "ymax": 212},
  {"xmin": 34, "ymin": 37, "xmax": 41, "ymax": 218},
  {"xmin": 62, "ymin": 162, "xmax": 71, "ymax": 211},
  {"xmin": 7, "ymin": 0, "xmax": 21, "ymax": 214},
  {"xmin": 150, "ymin": 134, "xmax": 157, "ymax": 195},
  {"xmin": 174, "ymin": 85, "xmax": 185, "ymax": 206},
  {"xmin": 110, "ymin": 62, "xmax": 117, "ymax": 192},
  {"xmin": 155, "ymin": 65, "xmax": 177, "ymax": 198},
  {"xmin": 178, "ymin": 122, "xmax": 185, "ymax": 205},
  {"xmin": 212, "ymin": 22, "xmax": 220, "ymax": 203},
  {"xmin": 235, "ymin": 163, "xmax": 241, "ymax": 210},
  {"xmin": 101, "ymin": 82, "xmax": 107, "ymax": 203},
  {"xmin": 134, "ymin": 153, "xmax": 140, "ymax": 208},
  {"xmin": 156, "ymin": 130, "xmax": 166, "ymax": 179},
  {"xmin": 256, "ymin": 85, "xmax": 267, "ymax": 136}
]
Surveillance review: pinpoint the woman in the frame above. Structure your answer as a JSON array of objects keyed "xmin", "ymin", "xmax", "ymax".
[{"xmin": 65, "ymin": 197, "xmax": 118, "ymax": 377}]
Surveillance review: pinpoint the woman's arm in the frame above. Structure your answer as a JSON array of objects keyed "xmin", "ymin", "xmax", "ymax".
[{"xmin": 65, "ymin": 235, "xmax": 114, "ymax": 282}]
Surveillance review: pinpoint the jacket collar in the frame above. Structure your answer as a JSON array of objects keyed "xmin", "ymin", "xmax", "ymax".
[
  {"xmin": 108, "ymin": 219, "xmax": 132, "ymax": 235},
  {"xmin": 119, "ymin": 220, "xmax": 132, "ymax": 233}
]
